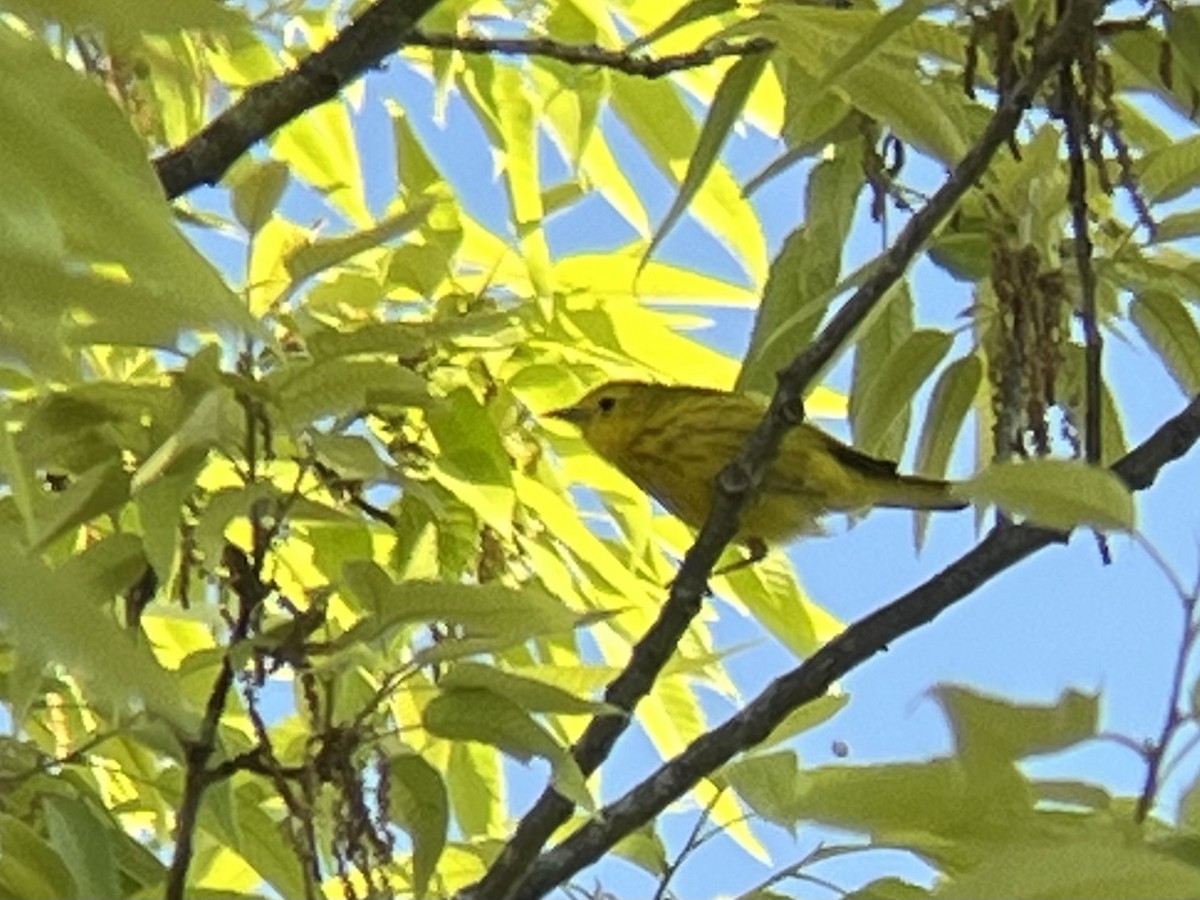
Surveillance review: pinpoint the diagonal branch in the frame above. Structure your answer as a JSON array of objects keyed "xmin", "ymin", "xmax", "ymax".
[
  {"xmin": 509, "ymin": 389, "xmax": 1200, "ymax": 900},
  {"xmin": 454, "ymin": 2, "xmax": 1108, "ymax": 899},
  {"xmin": 153, "ymin": 0, "xmax": 442, "ymax": 199}
]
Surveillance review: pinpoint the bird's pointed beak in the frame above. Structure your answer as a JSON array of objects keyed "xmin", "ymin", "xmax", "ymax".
[{"xmin": 544, "ymin": 404, "xmax": 587, "ymax": 426}]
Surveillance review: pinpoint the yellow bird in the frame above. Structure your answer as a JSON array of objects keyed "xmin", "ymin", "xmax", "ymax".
[{"xmin": 547, "ymin": 381, "xmax": 966, "ymax": 561}]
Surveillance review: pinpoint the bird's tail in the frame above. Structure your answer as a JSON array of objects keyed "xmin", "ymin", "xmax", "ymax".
[{"xmin": 874, "ymin": 474, "xmax": 967, "ymax": 511}]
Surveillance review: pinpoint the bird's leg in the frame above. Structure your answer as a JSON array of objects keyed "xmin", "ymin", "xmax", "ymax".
[{"xmin": 710, "ymin": 537, "xmax": 768, "ymax": 578}]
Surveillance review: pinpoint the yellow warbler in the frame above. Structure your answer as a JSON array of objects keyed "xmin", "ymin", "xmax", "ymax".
[{"xmin": 547, "ymin": 381, "xmax": 966, "ymax": 560}]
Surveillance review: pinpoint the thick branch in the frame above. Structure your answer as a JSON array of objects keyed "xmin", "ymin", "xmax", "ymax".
[
  {"xmin": 511, "ymin": 390, "xmax": 1200, "ymax": 900},
  {"xmin": 153, "ymin": 0, "xmax": 442, "ymax": 199},
  {"xmin": 454, "ymin": 3, "xmax": 1107, "ymax": 899}
]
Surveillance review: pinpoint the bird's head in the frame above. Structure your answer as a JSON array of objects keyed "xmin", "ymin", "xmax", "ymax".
[{"xmin": 545, "ymin": 380, "xmax": 662, "ymax": 460}]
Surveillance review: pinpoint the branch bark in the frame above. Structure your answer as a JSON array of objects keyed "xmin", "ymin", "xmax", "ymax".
[
  {"xmin": 403, "ymin": 30, "xmax": 774, "ymax": 77},
  {"xmin": 153, "ymin": 0, "xmax": 442, "ymax": 199}
]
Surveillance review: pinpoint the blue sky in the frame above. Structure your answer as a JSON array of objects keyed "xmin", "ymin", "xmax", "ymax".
[{"xmin": 191, "ymin": 49, "xmax": 1200, "ymax": 897}]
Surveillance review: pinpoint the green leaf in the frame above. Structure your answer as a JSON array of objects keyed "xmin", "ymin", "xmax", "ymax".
[
  {"xmin": 935, "ymin": 686, "xmax": 1098, "ymax": 767},
  {"xmin": 269, "ymin": 358, "xmax": 430, "ymax": 424},
  {"xmin": 59, "ymin": 532, "xmax": 148, "ymax": 601},
  {"xmin": 31, "ymin": 461, "xmax": 131, "ymax": 552},
  {"xmin": 425, "ymin": 386, "xmax": 515, "ymax": 540},
  {"xmin": 1130, "ymin": 290, "xmax": 1200, "ymax": 395},
  {"xmin": 1137, "ymin": 134, "xmax": 1200, "ymax": 204},
  {"xmin": 1179, "ymin": 771, "xmax": 1200, "ymax": 834},
  {"xmin": 425, "ymin": 687, "xmax": 558, "ymax": 763},
  {"xmin": 772, "ymin": 66, "xmax": 855, "ymax": 163},
  {"xmin": 283, "ymin": 201, "xmax": 434, "ymax": 285},
  {"xmin": 7, "ymin": 0, "xmax": 246, "ymax": 31},
  {"xmin": 1034, "ymin": 779, "xmax": 1112, "ymax": 812},
  {"xmin": 724, "ymin": 750, "xmax": 802, "ymax": 828},
  {"xmin": 198, "ymin": 780, "xmax": 308, "ymax": 899},
  {"xmin": 850, "ymin": 285, "xmax": 916, "ymax": 462},
  {"xmin": 310, "ymin": 434, "xmax": 388, "ymax": 481},
  {"xmin": 132, "ymin": 389, "xmax": 234, "ymax": 492},
  {"xmin": 446, "ymin": 741, "xmax": 501, "ymax": 839},
  {"xmin": 643, "ymin": 50, "xmax": 769, "ymax": 269},
  {"xmin": 853, "ymin": 329, "xmax": 953, "ymax": 456},
  {"xmin": 135, "ymin": 450, "xmax": 206, "ymax": 580},
  {"xmin": 271, "ymin": 83, "xmax": 369, "ymax": 226},
  {"xmin": 845, "ymin": 66, "xmax": 971, "ymax": 165},
  {"xmin": 303, "ymin": 320, "xmax": 431, "ymax": 362},
  {"xmin": 758, "ymin": 693, "xmax": 851, "ymax": 749},
  {"xmin": 578, "ymin": 129, "xmax": 651, "ymax": 238},
  {"xmin": 459, "ymin": 57, "xmax": 553, "ymax": 296},
  {"xmin": 193, "ymin": 484, "xmax": 273, "ymax": 566},
  {"xmin": 0, "ymin": 25, "xmax": 253, "ymax": 345},
  {"xmin": 388, "ymin": 753, "xmax": 448, "ymax": 898},
  {"xmin": 932, "ymin": 831, "xmax": 1200, "ymax": 899},
  {"xmin": 228, "ymin": 159, "xmax": 289, "ymax": 234},
  {"xmin": 913, "ymin": 354, "xmax": 982, "ymax": 548},
  {"xmin": 552, "ymin": 253, "xmax": 757, "ymax": 305},
  {"xmin": 610, "ymin": 76, "xmax": 767, "ymax": 286},
  {"xmin": 439, "ymin": 662, "xmax": 612, "ymax": 715},
  {"xmin": 389, "ymin": 102, "xmax": 444, "ymax": 196},
  {"xmin": 424, "ymin": 687, "xmax": 592, "ymax": 808},
  {"xmin": 43, "ymin": 794, "xmax": 121, "ymax": 900},
  {"xmin": 816, "ymin": 0, "xmax": 935, "ymax": 91},
  {"xmin": 963, "ymin": 459, "xmax": 1135, "ymax": 532},
  {"xmin": 627, "ymin": 0, "xmax": 736, "ymax": 52},
  {"xmin": 1167, "ymin": 6, "xmax": 1200, "ymax": 87},
  {"xmin": 339, "ymin": 561, "xmax": 582, "ymax": 643},
  {"xmin": 0, "ymin": 530, "xmax": 199, "ymax": 737},
  {"xmin": 771, "ymin": 756, "xmax": 1020, "ymax": 840},
  {"xmin": 613, "ymin": 822, "xmax": 668, "ymax": 876},
  {"xmin": 850, "ymin": 877, "xmax": 933, "ymax": 899},
  {"xmin": 516, "ymin": 473, "xmax": 658, "ymax": 605},
  {"xmin": 915, "ymin": 355, "xmax": 982, "ymax": 480},
  {"xmin": 713, "ymin": 549, "xmax": 841, "ymax": 659},
  {"xmin": 1151, "ymin": 210, "xmax": 1200, "ymax": 244},
  {"xmin": 737, "ymin": 140, "xmax": 866, "ymax": 394},
  {"xmin": 0, "ymin": 811, "xmax": 76, "ymax": 898},
  {"xmin": 761, "ymin": 7, "xmax": 972, "ymax": 163}
]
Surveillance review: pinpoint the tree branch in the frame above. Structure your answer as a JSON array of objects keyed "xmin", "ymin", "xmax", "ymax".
[
  {"xmin": 153, "ymin": 0, "xmax": 442, "ymax": 199},
  {"xmin": 153, "ymin": 2, "xmax": 772, "ymax": 200},
  {"xmin": 510, "ymin": 390, "xmax": 1200, "ymax": 900},
  {"xmin": 165, "ymin": 543, "xmax": 275, "ymax": 900},
  {"xmin": 454, "ymin": 2, "xmax": 1108, "ymax": 899},
  {"xmin": 403, "ymin": 30, "xmax": 774, "ymax": 78}
]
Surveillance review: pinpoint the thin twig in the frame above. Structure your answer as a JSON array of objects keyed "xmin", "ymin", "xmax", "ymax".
[
  {"xmin": 651, "ymin": 788, "xmax": 725, "ymax": 900},
  {"xmin": 164, "ymin": 544, "xmax": 274, "ymax": 900},
  {"xmin": 1131, "ymin": 533, "xmax": 1200, "ymax": 822},
  {"xmin": 1059, "ymin": 44, "xmax": 1103, "ymax": 465},
  {"xmin": 404, "ymin": 30, "xmax": 774, "ymax": 78}
]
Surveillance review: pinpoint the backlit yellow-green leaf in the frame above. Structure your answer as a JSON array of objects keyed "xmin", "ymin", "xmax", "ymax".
[
  {"xmin": 644, "ymin": 50, "xmax": 770, "ymax": 271},
  {"xmin": 963, "ymin": 459, "xmax": 1135, "ymax": 532},
  {"xmin": 1130, "ymin": 290, "xmax": 1200, "ymax": 395},
  {"xmin": 853, "ymin": 329, "xmax": 953, "ymax": 457}
]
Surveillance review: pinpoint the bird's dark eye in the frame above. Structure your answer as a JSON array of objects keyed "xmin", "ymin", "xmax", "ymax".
[{"xmin": 598, "ymin": 396, "xmax": 617, "ymax": 413}]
